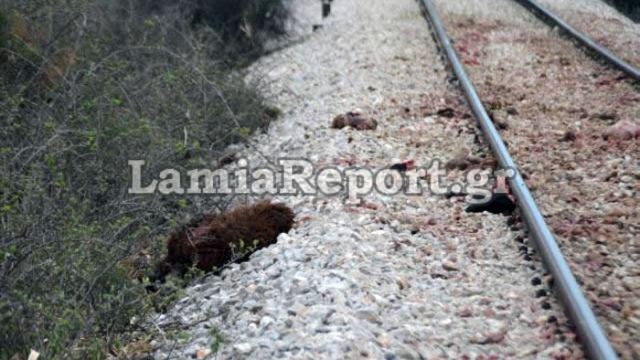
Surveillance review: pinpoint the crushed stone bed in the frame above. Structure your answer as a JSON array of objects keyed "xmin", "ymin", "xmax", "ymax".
[
  {"xmin": 533, "ymin": 0, "xmax": 640, "ymax": 67},
  {"xmin": 432, "ymin": 0, "xmax": 640, "ymax": 358},
  {"xmin": 150, "ymin": 0, "xmax": 586, "ymax": 358}
]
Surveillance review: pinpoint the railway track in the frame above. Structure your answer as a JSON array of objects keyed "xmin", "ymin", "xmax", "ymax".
[
  {"xmin": 149, "ymin": 0, "xmax": 638, "ymax": 358},
  {"xmin": 419, "ymin": 0, "xmax": 639, "ymax": 359},
  {"xmin": 513, "ymin": 0, "xmax": 640, "ymax": 81}
]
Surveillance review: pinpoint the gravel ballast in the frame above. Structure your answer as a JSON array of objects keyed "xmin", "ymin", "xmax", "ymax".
[
  {"xmin": 532, "ymin": 0, "xmax": 640, "ymax": 67},
  {"xmin": 431, "ymin": 0, "xmax": 640, "ymax": 357},
  {"xmin": 148, "ymin": 0, "xmax": 596, "ymax": 358}
]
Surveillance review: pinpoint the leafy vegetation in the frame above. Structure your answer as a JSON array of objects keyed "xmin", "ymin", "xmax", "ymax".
[
  {"xmin": 192, "ymin": 0, "xmax": 290, "ymax": 63},
  {"xmin": 0, "ymin": 0, "xmax": 289, "ymax": 358}
]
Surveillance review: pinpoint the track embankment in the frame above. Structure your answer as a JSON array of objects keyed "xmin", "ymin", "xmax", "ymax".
[{"xmin": 431, "ymin": 0, "xmax": 640, "ymax": 357}]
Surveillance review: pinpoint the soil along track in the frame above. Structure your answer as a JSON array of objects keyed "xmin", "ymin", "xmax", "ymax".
[
  {"xmin": 149, "ymin": 0, "xmax": 583, "ymax": 358},
  {"xmin": 431, "ymin": 0, "xmax": 640, "ymax": 357}
]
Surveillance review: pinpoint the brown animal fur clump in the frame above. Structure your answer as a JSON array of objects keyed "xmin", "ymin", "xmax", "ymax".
[
  {"xmin": 152, "ymin": 201, "xmax": 294, "ymax": 281},
  {"xmin": 331, "ymin": 111, "xmax": 378, "ymax": 131}
]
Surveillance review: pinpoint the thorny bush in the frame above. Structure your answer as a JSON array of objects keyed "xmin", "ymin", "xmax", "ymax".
[{"xmin": 0, "ymin": 0, "xmax": 289, "ymax": 357}]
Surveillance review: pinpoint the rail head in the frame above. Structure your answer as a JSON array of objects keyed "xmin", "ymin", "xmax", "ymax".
[{"xmin": 417, "ymin": 0, "xmax": 619, "ymax": 359}]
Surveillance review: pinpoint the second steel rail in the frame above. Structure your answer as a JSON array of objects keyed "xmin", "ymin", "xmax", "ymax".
[
  {"xmin": 417, "ymin": 0, "xmax": 619, "ymax": 359},
  {"xmin": 514, "ymin": 0, "xmax": 640, "ymax": 81}
]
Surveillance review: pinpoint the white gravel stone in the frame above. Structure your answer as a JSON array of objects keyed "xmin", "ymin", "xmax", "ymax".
[
  {"xmin": 149, "ymin": 0, "xmax": 587, "ymax": 358},
  {"xmin": 233, "ymin": 342, "xmax": 253, "ymax": 355}
]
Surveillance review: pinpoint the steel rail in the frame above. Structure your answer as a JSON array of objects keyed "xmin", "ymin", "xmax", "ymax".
[
  {"xmin": 514, "ymin": 0, "xmax": 640, "ymax": 81},
  {"xmin": 417, "ymin": 0, "xmax": 619, "ymax": 359}
]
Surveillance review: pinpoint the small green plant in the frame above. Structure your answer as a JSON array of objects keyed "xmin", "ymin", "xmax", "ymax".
[
  {"xmin": 210, "ymin": 328, "xmax": 225, "ymax": 354},
  {"xmin": 228, "ymin": 238, "xmax": 261, "ymax": 263}
]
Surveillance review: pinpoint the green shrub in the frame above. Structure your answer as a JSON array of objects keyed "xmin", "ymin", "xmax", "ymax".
[
  {"xmin": 192, "ymin": 0, "xmax": 291, "ymax": 61},
  {"xmin": 0, "ymin": 0, "xmax": 287, "ymax": 358}
]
